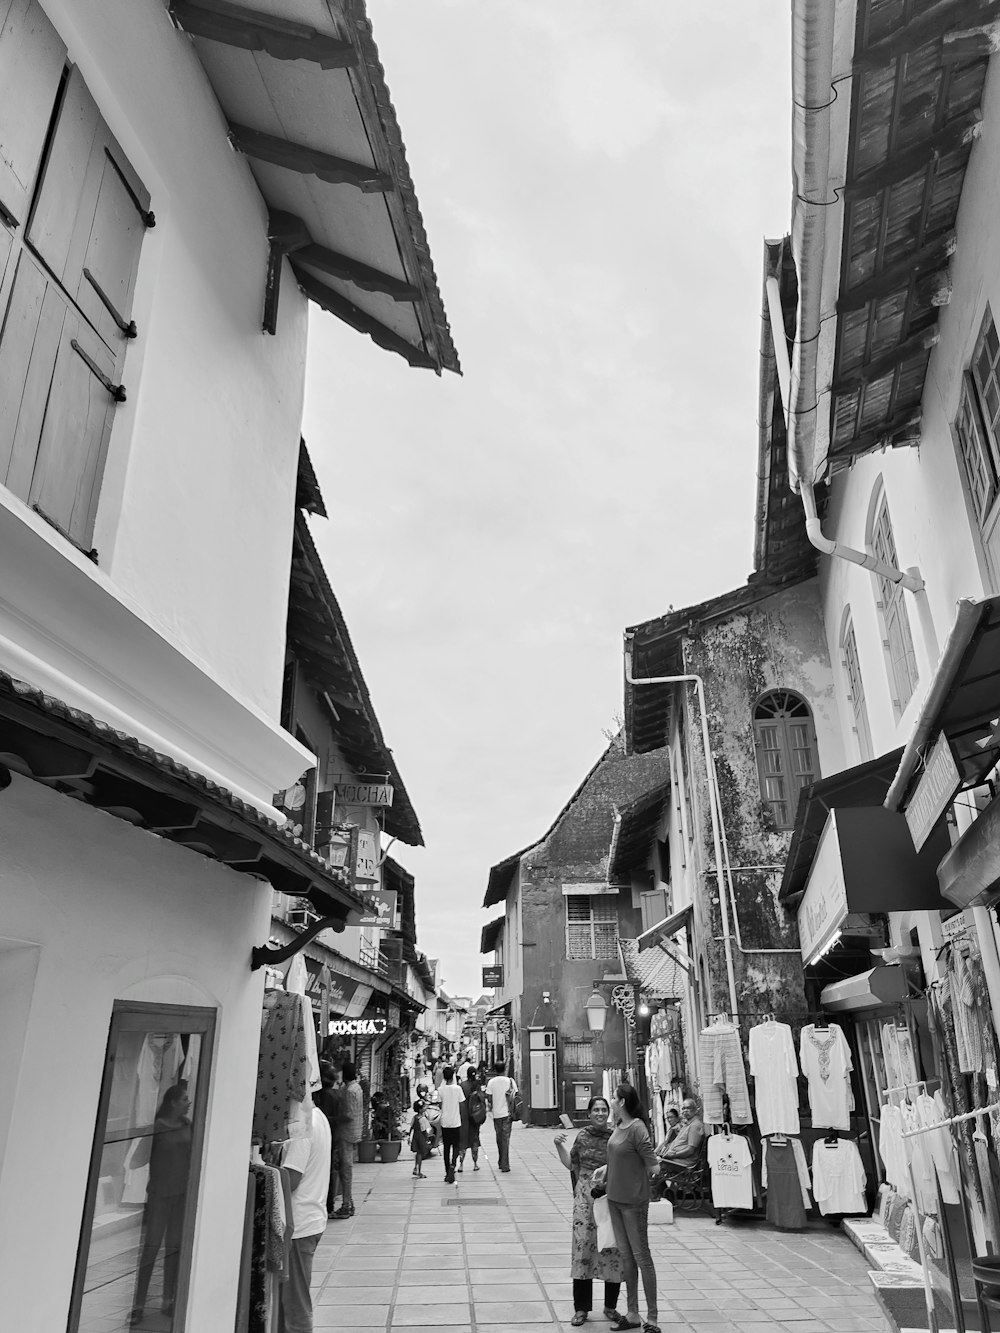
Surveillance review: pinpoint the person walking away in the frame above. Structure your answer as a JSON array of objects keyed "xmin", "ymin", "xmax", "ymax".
[
  {"xmin": 485, "ymin": 1058, "xmax": 518, "ymax": 1173},
  {"xmin": 315, "ymin": 1061, "xmax": 346, "ymax": 1218},
  {"xmin": 409, "ymin": 1100, "xmax": 431, "ymax": 1178},
  {"xmin": 438, "ymin": 1065, "xmax": 466, "ymax": 1184},
  {"xmin": 129, "ymin": 1083, "xmax": 193, "ymax": 1326},
  {"xmin": 555, "ymin": 1097, "xmax": 622, "ymax": 1326},
  {"xmin": 593, "ymin": 1084, "xmax": 660, "ymax": 1333},
  {"xmin": 331, "ymin": 1062, "xmax": 362, "ymax": 1219},
  {"xmin": 459, "ymin": 1068, "xmax": 485, "ymax": 1172},
  {"xmin": 280, "ymin": 1102, "xmax": 332, "ymax": 1333}
]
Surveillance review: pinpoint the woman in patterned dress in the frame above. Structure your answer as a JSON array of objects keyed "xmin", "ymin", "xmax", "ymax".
[{"xmin": 555, "ymin": 1097, "xmax": 621, "ymax": 1326}]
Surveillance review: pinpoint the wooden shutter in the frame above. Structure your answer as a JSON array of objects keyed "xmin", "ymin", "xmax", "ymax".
[
  {"xmin": 28, "ymin": 66, "xmax": 150, "ymax": 350},
  {"xmin": 0, "ymin": 0, "xmax": 65, "ymax": 226}
]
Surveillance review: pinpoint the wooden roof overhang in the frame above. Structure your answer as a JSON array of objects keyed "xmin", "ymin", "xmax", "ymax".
[
  {"xmin": 827, "ymin": 0, "xmax": 996, "ymax": 467},
  {"xmin": 168, "ymin": 0, "xmax": 459, "ymax": 373},
  {"xmin": 0, "ymin": 670, "xmax": 366, "ymax": 925},
  {"xmin": 480, "ymin": 914, "xmax": 505, "ymax": 955},
  {"xmin": 287, "ymin": 514, "xmax": 423, "ymax": 846},
  {"xmin": 609, "ymin": 784, "xmax": 669, "ymax": 881}
]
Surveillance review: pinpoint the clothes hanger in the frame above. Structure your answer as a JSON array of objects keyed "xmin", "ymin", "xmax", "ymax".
[
  {"xmin": 824, "ymin": 1131, "xmax": 840, "ymax": 1146},
  {"xmin": 770, "ymin": 1132, "xmax": 787, "ymax": 1145}
]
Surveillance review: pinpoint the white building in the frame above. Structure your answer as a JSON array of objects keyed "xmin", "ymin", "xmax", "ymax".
[{"xmin": 0, "ymin": 3, "xmax": 455, "ymax": 1330}]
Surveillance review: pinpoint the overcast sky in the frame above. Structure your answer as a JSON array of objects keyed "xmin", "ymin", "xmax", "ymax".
[{"xmin": 303, "ymin": 1, "xmax": 793, "ymax": 1000}]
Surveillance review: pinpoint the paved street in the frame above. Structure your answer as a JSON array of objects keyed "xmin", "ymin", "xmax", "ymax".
[{"xmin": 310, "ymin": 1129, "xmax": 889, "ymax": 1333}]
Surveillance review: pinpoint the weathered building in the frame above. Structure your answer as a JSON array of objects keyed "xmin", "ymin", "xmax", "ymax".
[{"xmin": 482, "ymin": 740, "xmax": 670, "ymax": 1123}]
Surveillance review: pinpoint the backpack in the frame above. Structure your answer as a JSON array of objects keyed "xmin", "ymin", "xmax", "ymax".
[
  {"xmin": 468, "ymin": 1089, "xmax": 487, "ymax": 1126},
  {"xmin": 506, "ymin": 1081, "xmax": 524, "ymax": 1122}
]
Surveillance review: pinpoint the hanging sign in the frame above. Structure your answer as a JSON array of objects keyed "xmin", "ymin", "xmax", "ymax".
[
  {"xmin": 356, "ymin": 829, "xmax": 380, "ymax": 884},
  {"xmin": 326, "ymin": 970, "xmax": 362, "ymax": 1010},
  {"xmin": 904, "ymin": 732, "xmax": 960, "ymax": 851},
  {"xmin": 327, "ymin": 1017, "xmax": 389, "ymax": 1036},
  {"xmin": 797, "ymin": 813, "xmax": 848, "ymax": 964},
  {"xmin": 335, "ymin": 781, "xmax": 394, "ymax": 807},
  {"xmin": 482, "ymin": 965, "xmax": 504, "ymax": 988},
  {"xmin": 356, "ymin": 890, "xmax": 398, "ymax": 929}
]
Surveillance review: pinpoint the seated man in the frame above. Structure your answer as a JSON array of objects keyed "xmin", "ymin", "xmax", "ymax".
[{"xmin": 654, "ymin": 1097, "xmax": 705, "ymax": 1181}]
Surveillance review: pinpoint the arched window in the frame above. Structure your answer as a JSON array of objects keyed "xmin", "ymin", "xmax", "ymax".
[
  {"xmin": 867, "ymin": 484, "xmax": 918, "ymax": 713},
  {"xmin": 753, "ymin": 690, "xmax": 818, "ymax": 829}
]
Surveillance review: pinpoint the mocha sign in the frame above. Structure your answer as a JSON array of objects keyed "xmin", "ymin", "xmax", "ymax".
[
  {"xmin": 336, "ymin": 781, "xmax": 394, "ymax": 807},
  {"xmin": 328, "ymin": 1018, "xmax": 389, "ymax": 1035}
]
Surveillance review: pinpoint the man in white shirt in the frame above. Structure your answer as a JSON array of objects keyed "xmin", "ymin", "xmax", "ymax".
[
  {"xmin": 485, "ymin": 1058, "xmax": 516, "ymax": 1172},
  {"xmin": 281, "ymin": 1105, "xmax": 332, "ymax": 1333},
  {"xmin": 437, "ymin": 1065, "xmax": 466, "ymax": 1184}
]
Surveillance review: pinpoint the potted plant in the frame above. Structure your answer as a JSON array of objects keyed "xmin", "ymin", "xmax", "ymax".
[{"xmin": 371, "ymin": 1089, "xmax": 403, "ymax": 1163}]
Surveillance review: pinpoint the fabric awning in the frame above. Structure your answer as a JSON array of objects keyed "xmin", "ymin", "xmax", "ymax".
[{"xmin": 637, "ymin": 904, "xmax": 692, "ymax": 953}]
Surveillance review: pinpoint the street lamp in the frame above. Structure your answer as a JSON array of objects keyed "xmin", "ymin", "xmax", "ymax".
[{"xmin": 585, "ymin": 989, "xmax": 608, "ymax": 1033}]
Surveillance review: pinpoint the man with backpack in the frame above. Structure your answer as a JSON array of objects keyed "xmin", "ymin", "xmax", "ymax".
[
  {"xmin": 485, "ymin": 1058, "xmax": 520, "ymax": 1173},
  {"xmin": 458, "ymin": 1068, "xmax": 486, "ymax": 1172}
]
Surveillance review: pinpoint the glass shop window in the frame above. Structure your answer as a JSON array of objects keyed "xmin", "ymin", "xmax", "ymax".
[
  {"xmin": 69, "ymin": 1002, "xmax": 215, "ymax": 1333},
  {"xmin": 752, "ymin": 689, "xmax": 818, "ymax": 830}
]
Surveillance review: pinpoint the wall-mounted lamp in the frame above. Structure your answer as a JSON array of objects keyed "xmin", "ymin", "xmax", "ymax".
[
  {"xmin": 585, "ymin": 989, "xmax": 608, "ymax": 1034},
  {"xmin": 638, "ymin": 1000, "xmax": 650, "ymax": 1017},
  {"xmin": 542, "ymin": 990, "xmax": 551, "ymax": 1005}
]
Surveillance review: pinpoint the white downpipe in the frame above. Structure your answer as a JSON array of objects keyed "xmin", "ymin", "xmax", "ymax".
[
  {"xmin": 801, "ymin": 482, "xmax": 925, "ymax": 591},
  {"xmin": 625, "ymin": 653, "xmax": 739, "ymax": 1021},
  {"xmin": 765, "ymin": 243, "xmax": 925, "ymax": 594}
]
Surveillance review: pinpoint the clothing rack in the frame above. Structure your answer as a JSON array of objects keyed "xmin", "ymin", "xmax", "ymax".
[{"xmin": 899, "ymin": 1100, "xmax": 1000, "ymax": 1139}]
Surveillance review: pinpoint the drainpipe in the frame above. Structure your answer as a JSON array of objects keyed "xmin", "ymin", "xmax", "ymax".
[
  {"xmin": 624, "ymin": 652, "xmax": 740, "ymax": 1022},
  {"xmin": 766, "ymin": 260, "xmax": 925, "ymax": 594}
]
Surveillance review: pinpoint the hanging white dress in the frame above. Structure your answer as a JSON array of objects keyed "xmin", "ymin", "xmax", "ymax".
[
  {"xmin": 748, "ymin": 1022, "xmax": 800, "ymax": 1137},
  {"xmin": 811, "ymin": 1138, "xmax": 866, "ymax": 1215},
  {"xmin": 800, "ymin": 1024, "xmax": 852, "ymax": 1130}
]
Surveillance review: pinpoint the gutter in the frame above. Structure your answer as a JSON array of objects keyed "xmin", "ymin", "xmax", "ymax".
[{"xmin": 883, "ymin": 597, "xmax": 989, "ymax": 811}]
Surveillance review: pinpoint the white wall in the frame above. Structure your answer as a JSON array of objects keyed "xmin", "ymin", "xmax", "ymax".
[
  {"xmin": 0, "ymin": 776, "xmax": 271, "ymax": 1333},
  {"xmin": 0, "ymin": 1, "xmax": 314, "ymax": 807}
]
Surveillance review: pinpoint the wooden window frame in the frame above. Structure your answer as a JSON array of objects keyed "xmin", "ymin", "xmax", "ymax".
[
  {"xmin": 840, "ymin": 612, "xmax": 873, "ymax": 762},
  {"xmin": 870, "ymin": 495, "xmax": 919, "ymax": 713},
  {"xmin": 565, "ymin": 895, "xmax": 618, "ymax": 961},
  {"xmin": 68, "ymin": 1001, "xmax": 216, "ymax": 1333},
  {"xmin": 752, "ymin": 689, "xmax": 818, "ymax": 831}
]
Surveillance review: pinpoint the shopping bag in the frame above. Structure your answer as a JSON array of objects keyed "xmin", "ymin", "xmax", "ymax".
[
  {"xmin": 648, "ymin": 1198, "xmax": 674, "ymax": 1225},
  {"xmin": 593, "ymin": 1194, "xmax": 616, "ymax": 1251}
]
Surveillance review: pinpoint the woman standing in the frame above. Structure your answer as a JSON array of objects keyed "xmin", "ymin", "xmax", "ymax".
[
  {"xmin": 593, "ymin": 1085, "xmax": 660, "ymax": 1333},
  {"xmin": 458, "ymin": 1067, "xmax": 484, "ymax": 1172},
  {"xmin": 129, "ymin": 1083, "xmax": 193, "ymax": 1326},
  {"xmin": 555, "ymin": 1098, "xmax": 621, "ymax": 1326}
]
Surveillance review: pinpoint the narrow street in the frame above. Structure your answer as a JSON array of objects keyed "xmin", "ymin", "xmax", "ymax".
[{"xmin": 310, "ymin": 1130, "xmax": 889, "ymax": 1333}]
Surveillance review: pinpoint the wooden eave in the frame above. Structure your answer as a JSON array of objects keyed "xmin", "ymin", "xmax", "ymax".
[
  {"xmin": 287, "ymin": 515, "xmax": 423, "ymax": 846},
  {"xmin": 168, "ymin": 0, "xmax": 459, "ymax": 373},
  {"xmin": 0, "ymin": 673, "xmax": 366, "ymax": 921},
  {"xmin": 828, "ymin": 0, "xmax": 994, "ymax": 467}
]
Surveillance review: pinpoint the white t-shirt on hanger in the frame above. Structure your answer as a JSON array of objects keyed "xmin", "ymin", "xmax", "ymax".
[{"xmin": 708, "ymin": 1133, "xmax": 754, "ymax": 1210}]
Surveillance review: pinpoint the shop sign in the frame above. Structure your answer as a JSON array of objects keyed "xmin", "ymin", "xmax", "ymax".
[
  {"xmin": 356, "ymin": 829, "xmax": 380, "ymax": 884},
  {"xmin": 336, "ymin": 780, "xmax": 394, "ymax": 808},
  {"xmin": 326, "ymin": 970, "xmax": 362, "ymax": 1009},
  {"xmin": 482, "ymin": 964, "xmax": 504, "ymax": 987},
  {"xmin": 389, "ymin": 1003, "xmax": 400, "ymax": 1028},
  {"xmin": 797, "ymin": 813, "xmax": 848, "ymax": 964},
  {"xmin": 328, "ymin": 1017, "xmax": 390, "ymax": 1035},
  {"xmin": 903, "ymin": 732, "xmax": 960, "ymax": 851},
  {"xmin": 356, "ymin": 890, "xmax": 397, "ymax": 929}
]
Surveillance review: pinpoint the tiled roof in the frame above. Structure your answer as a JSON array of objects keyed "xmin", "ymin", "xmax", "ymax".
[{"xmin": 620, "ymin": 937, "xmax": 683, "ymax": 1002}]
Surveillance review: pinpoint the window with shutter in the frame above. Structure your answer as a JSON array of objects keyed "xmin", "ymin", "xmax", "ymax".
[
  {"xmin": 565, "ymin": 895, "xmax": 619, "ymax": 960},
  {"xmin": 0, "ymin": 11, "xmax": 151, "ymax": 553},
  {"xmin": 752, "ymin": 690, "xmax": 818, "ymax": 830},
  {"xmin": 871, "ymin": 497, "xmax": 918, "ymax": 711},
  {"xmin": 841, "ymin": 613, "xmax": 873, "ymax": 761}
]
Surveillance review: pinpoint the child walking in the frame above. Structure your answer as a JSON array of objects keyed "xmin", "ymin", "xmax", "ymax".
[{"xmin": 409, "ymin": 1100, "xmax": 431, "ymax": 1178}]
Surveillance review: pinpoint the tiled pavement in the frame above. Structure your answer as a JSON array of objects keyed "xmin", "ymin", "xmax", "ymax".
[{"xmin": 309, "ymin": 1128, "xmax": 890, "ymax": 1333}]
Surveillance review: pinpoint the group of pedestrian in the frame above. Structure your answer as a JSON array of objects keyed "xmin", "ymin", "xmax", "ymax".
[
  {"xmin": 409, "ymin": 1060, "xmax": 498, "ymax": 1180},
  {"xmin": 554, "ymin": 1084, "xmax": 664, "ymax": 1333}
]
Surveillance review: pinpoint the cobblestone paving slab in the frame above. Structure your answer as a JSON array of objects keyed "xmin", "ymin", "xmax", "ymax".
[{"xmin": 312, "ymin": 1129, "xmax": 890, "ymax": 1333}]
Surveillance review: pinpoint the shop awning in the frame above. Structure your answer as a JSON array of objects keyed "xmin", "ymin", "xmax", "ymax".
[
  {"xmin": 620, "ymin": 937, "xmax": 685, "ymax": 998},
  {"xmin": 637, "ymin": 904, "xmax": 692, "ymax": 953},
  {"xmin": 780, "ymin": 749, "xmax": 903, "ymax": 903},
  {"xmin": 885, "ymin": 595, "xmax": 1000, "ymax": 842},
  {"xmin": 819, "ymin": 964, "xmax": 908, "ymax": 1014},
  {"xmin": 795, "ymin": 806, "xmax": 953, "ymax": 966}
]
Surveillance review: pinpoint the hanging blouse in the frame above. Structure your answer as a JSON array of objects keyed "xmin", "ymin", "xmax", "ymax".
[
  {"xmin": 800, "ymin": 1024, "xmax": 852, "ymax": 1130},
  {"xmin": 749, "ymin": 1022, "xmax": 800, "ymax": 1137}
]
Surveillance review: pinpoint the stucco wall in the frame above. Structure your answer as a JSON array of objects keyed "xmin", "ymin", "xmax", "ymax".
[
  {"xmin": 0, "ymin": 1, "xmax": 312, "ymax": 809},
  {"xmin": 678, "ymin": 580, "xmax": 844, "ymax": 1017},
  {"xmin": 0, "ymin": 776, "xmax": 270, "ymax": 1333}
]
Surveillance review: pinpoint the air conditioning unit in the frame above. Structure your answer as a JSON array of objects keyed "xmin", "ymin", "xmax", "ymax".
[{"xmin": 288, "ymin": 906, "xmax": 319, "ymax": 928}]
